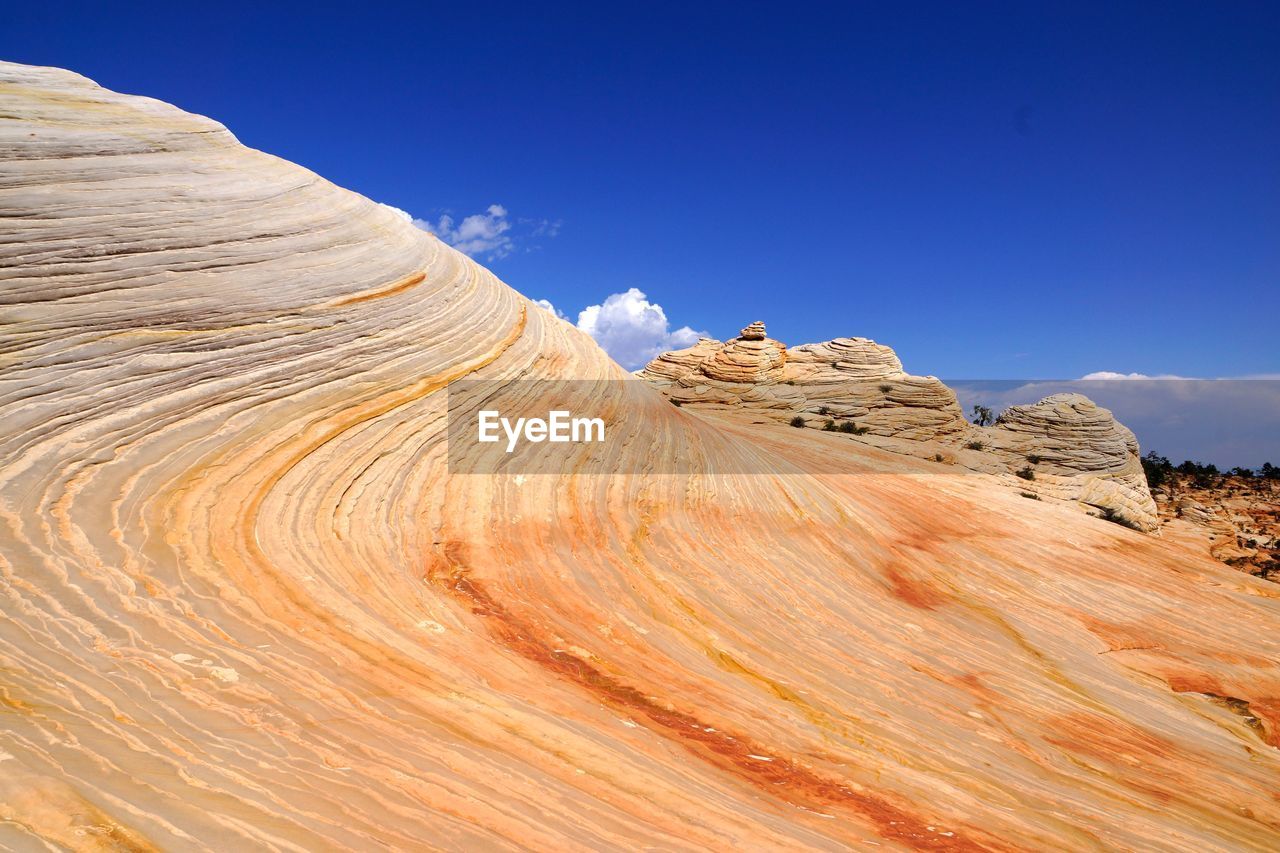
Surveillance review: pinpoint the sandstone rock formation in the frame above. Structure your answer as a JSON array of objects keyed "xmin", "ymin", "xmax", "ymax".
[
  {"xmin": 641, "ymin": 325, "xmax": 1158, "ymax": 530},
  {"xmin": 3, "ymin": 62, "xmax": 1280, "ymax": 850}
]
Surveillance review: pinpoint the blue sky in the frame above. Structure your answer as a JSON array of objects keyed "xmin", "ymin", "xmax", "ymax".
[{"xmin": 4, "ymin": 1, "xmax": 1278, "ymax": 379}]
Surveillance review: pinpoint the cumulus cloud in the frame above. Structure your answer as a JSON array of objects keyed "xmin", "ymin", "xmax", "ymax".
[
  {"xmin": 533, "ymin": 298, "xmax": 566, "ymax": 319},
  {"xmin": 420, "ymin": 204, "xmax": 514, "ymax": 259},
  {"xmin": 378, "ymin": 203, "xmax": 414, "ymax": 224},
  {"xmin": 575, "ymin": 288, "xmax": 708, "ymax": 369},
  {"xmin": 380, "ymin": 202, "xmax": 558, "ymax": 260}
]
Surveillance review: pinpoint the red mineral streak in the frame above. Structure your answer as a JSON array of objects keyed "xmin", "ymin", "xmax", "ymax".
[{"xmin": 430, "ymin": 546, "xmax": 999, "ymax": 851}]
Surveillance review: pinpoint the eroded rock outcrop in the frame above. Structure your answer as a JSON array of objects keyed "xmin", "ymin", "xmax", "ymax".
[
  {"xmin": 642, "ymin": 326, "xmax": 1158, "ymax": 530},
  {"xmin": 986, "ymin": 393, "xmax": 1158, "ymax": 528},
  {"xmin": 1154, "ymin": 475, "xmax": 1280, "ymax": 578}
]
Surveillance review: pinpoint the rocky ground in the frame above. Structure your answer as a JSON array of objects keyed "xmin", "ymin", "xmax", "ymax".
[{"xmin": 1155, "ymin": 474, "xmax": 1280, "ymax": 581}]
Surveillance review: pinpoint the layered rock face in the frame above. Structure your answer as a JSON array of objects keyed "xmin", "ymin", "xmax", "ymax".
[
  {"xmin": 3, "ymin": 62, "xmax": 1280, "ymax": 851},
  {"xmin": 988, "ymin": 394, "xmax": 1158, "ymax": 527},
  {"xmin": 641, "ymin": 325, "xmax": 1158, "ymax": 530}
]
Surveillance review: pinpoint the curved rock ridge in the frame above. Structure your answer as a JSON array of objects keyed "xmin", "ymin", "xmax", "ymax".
[
  {"xmin": 3, "ymin": 62, "xmax": 1280, "ymax": 850},
  {"xmin": 641, "ymin": 329, "xmax": 1157, "ymax": 529}
]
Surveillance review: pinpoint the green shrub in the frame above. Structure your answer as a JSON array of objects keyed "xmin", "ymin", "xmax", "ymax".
[
  {"xmin": 838, "ymin": 421, "xmax": 869, "ymax": 435},
  {"xmin": 822, "ymin": 419, "xmax": 837, "ymax": 431},
  {"xmin": 1020, "ymin": 492, "xmax": 1040, "ymax": 500},
  {"xmin": 817, "ymin": 406, "xmax": 832, "ymax": 416},
  {"xmin": 1015, "ymin": 466, "xmax": 1035, "ymax": 481},
  {"xmin": 789, "ymin": 415, "xmax": 806, "ymax": 428},
  {"xmin": 878, "ymin": 383, "xmax": 892, "ymax": 393},
  {"xmin": 1026, "ymin": 454, "xmax": 1043, "ymax": 465},
  {"xmin": 964, "ymin": 440, "xmax": 984, "ymax": 451}
]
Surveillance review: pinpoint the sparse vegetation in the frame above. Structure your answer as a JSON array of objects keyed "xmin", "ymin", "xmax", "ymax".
[
  {"xmin": 1141, "ymin": 452, "xmax": 1172, "ymax": 489},
  {"xmin": 878, "ymin": 383, "xmax": 892, "ymax": 393},
  {"xmin": 971, "ymin": 404, "xmax": 995, "ymax": 427},
  {"xmin": 789, "ymin": 415, "xmax": 806, "ymax": 428},
  {"xmin": 964, "ymin": 440, "xmax": 984, "ymax": 451},
  {"xmin": 1015, "ymin": 466, "xmax": 1035, "ymax": 481},
  {"xmin": 823, "ymin": 419, "xmax": 868, "ymax": 435},
  {"xmin": 817, "ymin": 406, "xmax": 832, "ymax": 416},
  {"xmin": 1179, "ymin": 458, "xmax": 1221, "ymax": 488},
  {"xmin": 1020, "ymin": 492, "xmax": 1040, "ymax": 500},
  {"xmin": 934, "ymin": 453, "xmax": 945, "ymax": 462},
  {"xmin": 1100, "ymin": 507, "xmax": 1142, "ymax": 530},
  {"xmin": 1145, "ymin": 456, "xmax": 1280, "ymax": 490},
  {"xmin": 1026, "ymin": 454, "xmax": 1043, "ymax": 465}
]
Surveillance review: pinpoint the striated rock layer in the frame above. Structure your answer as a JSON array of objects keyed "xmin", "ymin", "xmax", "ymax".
[
  {"xmin": 2, "ymin": 62, "xmax": 1279, "ymax": 851},
  {"xmin": 642, "ymin": 325, "xmax": 1158, "ymax": 530}
]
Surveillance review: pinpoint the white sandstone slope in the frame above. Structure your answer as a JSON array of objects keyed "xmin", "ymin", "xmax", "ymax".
[{"xmin": 2, "ymin": 62, "xmax": 1279, "ymax": 852}]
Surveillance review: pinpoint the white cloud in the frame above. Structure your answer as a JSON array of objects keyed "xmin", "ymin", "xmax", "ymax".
[
  {"xmin": 575, "ymin": 288, "xmax": 708, "ymax": 369},
  {"xmin": 381, "ymin": 202, "xmax": 558, "ymax": 259},
  {"xmin": 379, "ymin": 203, "xmax": 414, "ymax": 223},
  {"xmin": 420, "ymin": 204, "xmax": 514, "ymax": 259},
  {"xmin": 533, "ymin": 298, "xmax": 566, "ymax": 319},
  {"xmin": 1080, "ymin": 371, "xmax": 1193, "ymax": 380}
]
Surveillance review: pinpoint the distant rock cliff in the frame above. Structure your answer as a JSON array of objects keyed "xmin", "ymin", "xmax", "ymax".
[{"xmin": 641, "ymin": 322, "xmax": 1158, "ymax": 530}]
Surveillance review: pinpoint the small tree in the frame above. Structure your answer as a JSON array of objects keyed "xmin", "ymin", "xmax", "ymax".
[
  {"xmin": 1141, "ymin": 452, "xmax": 1172, "ymax": 489},
  {"xmin": 971, "ymin": 404, "xmax": 995, "ymax": 427}
]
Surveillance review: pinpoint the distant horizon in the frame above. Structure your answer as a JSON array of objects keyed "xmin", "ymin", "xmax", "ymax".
[{"xmin": 950, "ymin": 378, "xmax": 1280, "ymax": 469}]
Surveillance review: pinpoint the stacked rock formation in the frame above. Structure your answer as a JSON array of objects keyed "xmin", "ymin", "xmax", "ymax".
[
  {"xmin": 2, "ymin": 62, "xmax": 1279, "ymax": 850},
  {"xmin": 983, "ymin": 394, "xmax": 1158, "ymax": 527},
  {"xmin": 641, "ymin": 326, "xmax": 1158, "ymax": 529}
]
